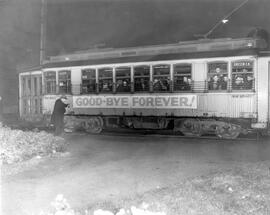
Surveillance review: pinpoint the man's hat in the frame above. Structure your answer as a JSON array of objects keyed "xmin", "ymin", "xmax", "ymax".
[{"xmin": 60, "ymin": 95, "xmax": 67, "ymax": 99}]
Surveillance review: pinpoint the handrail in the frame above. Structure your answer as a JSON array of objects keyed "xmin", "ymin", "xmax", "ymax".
[{"xmin": 35, "ymin": 80, "xmax": 256, "ymax": 96}]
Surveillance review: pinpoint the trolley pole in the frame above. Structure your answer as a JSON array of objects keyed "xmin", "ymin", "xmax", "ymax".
[{"xmin": 40, "ymin": 0, "xmax": 47, "ymax": 65}]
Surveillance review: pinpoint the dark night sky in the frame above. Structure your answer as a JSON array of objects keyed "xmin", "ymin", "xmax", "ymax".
[
  {"xmin": 46, "ymin": 0, "xmax": 270, "ymax": 55},
  {"xmin": 0, "ymin": 0, "xmax": 270, "ymax": 105}
]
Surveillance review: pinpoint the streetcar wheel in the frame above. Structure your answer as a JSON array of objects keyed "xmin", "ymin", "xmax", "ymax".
[
  {"xmin": 215, "ymin": 123, "xmax": 240, "ymax": 139},
  {"xmin": 83, "ymin": 117, "xmax": 103, "ymax": 134},
  {"xmin": 179, "ymin": 118, "xmax": 202, "ymax": 137}
]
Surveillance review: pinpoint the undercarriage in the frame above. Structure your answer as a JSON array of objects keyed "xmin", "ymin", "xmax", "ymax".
[{"xmin": 63, "ymin": 115, "xmax": 253, "ymax": 139}]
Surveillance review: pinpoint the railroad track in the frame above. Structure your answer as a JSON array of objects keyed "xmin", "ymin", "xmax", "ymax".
[{"xmin": 66, "ymin": 128, "xmax": 262, "ymax": 141}]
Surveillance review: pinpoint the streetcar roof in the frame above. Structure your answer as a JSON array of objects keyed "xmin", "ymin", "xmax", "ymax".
[
  {"xmin": 44, "ymin": 37, "xmax": 266, "ymax": 65},
  {"xmin": 43, "ymin": 49, "xmax": 259, "ymax": 69}
]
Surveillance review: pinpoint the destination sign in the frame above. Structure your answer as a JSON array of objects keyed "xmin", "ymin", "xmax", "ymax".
[
  {"xmin": 73, "ymin": 95, "xmax": 197, "ymax": 109},
  {"xmin": 232, "ymin": 61, "xmax": 253, "ymax": 68}
]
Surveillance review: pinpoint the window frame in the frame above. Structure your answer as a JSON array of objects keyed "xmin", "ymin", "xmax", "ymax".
[
  {"xmin": 152, "ymin": 64, "xmax": 171, "ymax": 93},
  {"xmin": 173, "ymin": 63, "xmax": 192, "ymax": 92},
  {"xmin": 34, "ymin": 77, "xmax": 38, "ymax": 96},
  {"xmin": 22, "ymin": 99, "xmax": 28, "ymax": 115},
  {"xmin": 58, "ymin": 70, "xmax": 72, "ymax": 94},
  {"xmin": 231, "ymin": 60, "xmax": 255, "ymax": 91},
  {"xmin": 81, "ymin": 68, "xmax": 97, "ymax": 94},
  {"xmin": 133, "ymin": 65, "xmax": 151, "ymax": 93},
  {"xmin": 115, "ymin": 66, "xmax": 131, "ymax": 93},
  {"xmin": 207, "ymin": 61, "xmax": 229, "ymax": 92},
  {"xmin": 98, "ymin": 67, "xmax": 113, "ymax": 93},
  {"xmin": 21, "ymin": 76, "xmax": 27, "ymax": 96},
  {"xmin": 44, "ymin": 71, "xmax": 57, "ymax": 95},
  {"xmin": 39, "ymin": 76, "xmax": 43, "ymax": 95}
]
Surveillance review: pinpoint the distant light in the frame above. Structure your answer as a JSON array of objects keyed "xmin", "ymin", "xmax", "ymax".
[
  {"xmin": 65, "ymin": 57, "xmax": 69, "ymax": 61},
  {"xmin": 247, "ymin": 42, "xmax": 253, "ymax": 47},
  {"xmin": 222, "ymin": 19, "xmax": 229, "ymax": 24}
]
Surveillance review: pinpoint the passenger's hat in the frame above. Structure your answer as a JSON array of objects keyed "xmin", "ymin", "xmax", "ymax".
[{"xmin": 60, "ymin": 95, "xmax": 67, "ymax": 99}]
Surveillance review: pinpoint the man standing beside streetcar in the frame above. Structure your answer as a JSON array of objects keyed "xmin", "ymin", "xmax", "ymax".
[{"xmin": 50, "ymin": 95, "xmax": 69, "ymax": 135}]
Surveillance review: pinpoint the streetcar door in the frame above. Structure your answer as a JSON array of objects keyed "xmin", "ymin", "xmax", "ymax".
[
  {"xmin": 268, "ymin": 61, "xmax": 270, "ymax": 124},
  {"xmin": 31, "ymin": 75, "xmax": 43, "ymax": 118},
  {"xmin": 20, "ymin": 73, "xmax": 43, "ymax": 120},
  {"xmin": 21, "ymin": 75, "xmax": 31, "ymax": 118}
]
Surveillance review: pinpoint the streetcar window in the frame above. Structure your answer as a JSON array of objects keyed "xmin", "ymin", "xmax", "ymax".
[
  {"xmin": 39, "ymin": 98, "xmax": 42, "ymax": 114},
  {"xmin": 98, "ymin": 68, "xmax": 113, "ymax": 93},
  {"xmin": 44, "ymin": 71, "xmax": 56, "ymax": 94},
  {"xmin": 116, "ymin": 67, "xmax": 131, "ymax": 93},
  {"xmin": 39, "ymin": 77, "xmax": 42, "ymax": 95},
  {"xmin": 34, "ymin": 77, "xmax": 38, "ymax": 96},
  {"xmin": 34, "ymin": 99, "xmax": 38, "ymax": 114},
  {"xmin": 22, "ymin": 77, "xmax": 26, "ymax": 96},
  {"xmin": 153, "ymin": 65, "xmax": 170, "ymax": 92},
  {"xmin": 81, "ymin": 69, "xmax": 96, "ymax": 94},
  {"xmin": 28, "ymin": 79, "xmax": 31, "ymax": 94},
  {"xmin": 207, "ymin": 62, "xmax": 228, "ymax": 90},
  {"xmin": 23, "ymin": 99, "xmax": 28, "ymax": 114},
  {"xmin": 58, "ymin": 70, "xmax": 71, "ymax": 94},
  {"xmin": 173, "ymin": 64, "xmax": 192, "ymax": 91},
  {"xmin": 231, "ymin": 61, "xmax": 254, "ymax": 90},
  {"xmin": 134, "ymin": 66, "xmax": 150, "ymax": 92}
]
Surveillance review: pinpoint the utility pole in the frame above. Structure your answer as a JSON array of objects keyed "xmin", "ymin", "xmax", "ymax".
[{"xmin": 40, "ymin": 0, "xmax": 47, "ymax": 65}]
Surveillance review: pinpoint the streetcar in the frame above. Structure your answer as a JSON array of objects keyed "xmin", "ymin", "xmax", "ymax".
[{"xmin": 18, "ymin": 35, "xmax": 270, "ymax": 139}]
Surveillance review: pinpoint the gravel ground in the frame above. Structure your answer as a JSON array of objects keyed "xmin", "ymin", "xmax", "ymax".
[
  {"xmin": 1, "ymin": 133, "xmax": 270, "ymax": 215},
  {"xmin": 0, "ymin": 124, "xmax": 67, "ymax": 165}
]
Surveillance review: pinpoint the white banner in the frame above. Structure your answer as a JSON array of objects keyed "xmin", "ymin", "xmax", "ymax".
[{"xmin": 73, "ymin": 95, "xmax": 197, "ymax": 109}]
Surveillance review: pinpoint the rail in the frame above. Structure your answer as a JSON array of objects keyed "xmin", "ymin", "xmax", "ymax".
[
  {"xmin": 36, "ymin": 80, "xmax": 254, "ymax": 96},
  {"xmin": 20, "ymin": 79, "xmax": 256, "ymax": 97}
]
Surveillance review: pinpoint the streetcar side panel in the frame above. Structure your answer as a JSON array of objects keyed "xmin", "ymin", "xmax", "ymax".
[
  {"xmin": 67, "ymin": 56, "xmax": 258, "ymax": 122},
  {"xmin": 269, "ymin": 60, "xmax": 270, "ymax": 130},
  {"xmin": 72, "ymin": 93, "xmax": 256, "ymax": 120},
  {"xmin": 254, "ymin": 56, "xmax": 270, "ymax": 130}
]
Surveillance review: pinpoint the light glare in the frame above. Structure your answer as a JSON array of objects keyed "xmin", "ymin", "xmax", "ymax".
[{"xmin": 222, "ymin": 19, "xmax": 229, "ymax": 24}]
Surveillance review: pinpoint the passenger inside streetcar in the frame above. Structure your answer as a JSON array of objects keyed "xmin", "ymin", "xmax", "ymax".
[
  {"xmin": 246, "ymin": 75, "xmax": 254, "ymax": 89},
  {"xmin": 153, "ymin": 78, "xmax": 170, "ymax": 92},
  {"xmin": 134, "ymin": 77, "xmax": 149, "ymax": 92},
  {"xmin": 99, "ymin": 80, "xmax": 113, "ymax": 92},
  {"xmin": 153, "ymin": 65, "xmax": 170, "ymax": 92},
  {"xmin": 82, "ymin": 80, "xmax": 96, "ymax": 93},
  {"xmin": 208, "ymin": 75, "xmax": 228, "ymax": 90},
  {"xmin": 232, "ymin": 67, "xmax": 254, "ymax": 90},
  {"xmin": 117, "ymin": 79, "xmax": 130, "ymax": 92},
  {"xmin": 174, "ymin": 76, "xmax": 191, "ymax": 91},
  {"xmin": 233, "ymin": 74, "xmax": 253, "ymax": 90}
]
